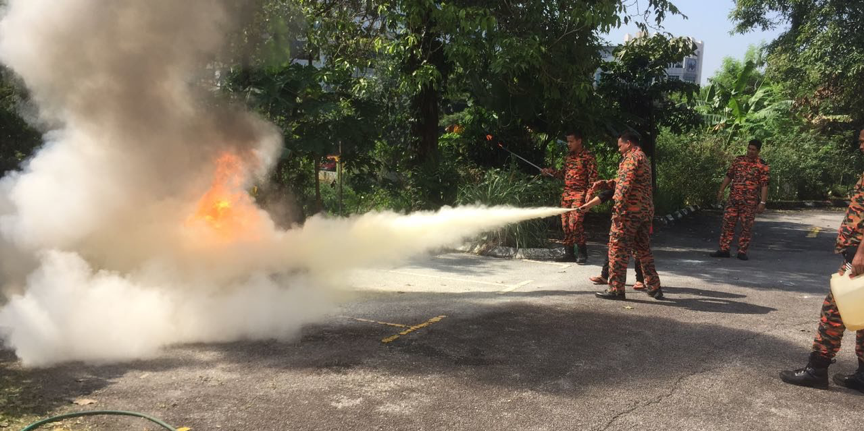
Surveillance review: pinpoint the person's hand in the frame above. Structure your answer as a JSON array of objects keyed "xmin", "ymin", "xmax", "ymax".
[
  {"xmin": 716, "ymin": 191, "xmax": 724, "ymax": 202},
  {"xmin": 757, "ymin": 202, "xmax": 766, "ymax": 213},
  {"xmin": 851, "ymin": 249, "xmax": 864, "ymax": 277},
  {"xmin": 541, "ymin": 168, "xmax": 553, "ymax": 177}
]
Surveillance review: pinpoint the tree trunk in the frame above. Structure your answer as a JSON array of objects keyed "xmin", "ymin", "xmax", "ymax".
[
  {"xmin": 405, "ymin": 8, "xmax": 448, "ymax": 164},
  {"xmin": 413, "ymin": 84, "xmax": 440, "ymax": 162}
]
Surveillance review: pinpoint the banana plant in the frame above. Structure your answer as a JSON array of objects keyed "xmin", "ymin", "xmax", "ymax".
[{"xmin": 699, "ymin": 60, "xmax": 792, "ymax": 144}]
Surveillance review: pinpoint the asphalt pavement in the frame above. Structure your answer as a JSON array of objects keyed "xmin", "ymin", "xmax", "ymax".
[{"xmin": 2, "ymin": 208, "xmax": 862, "ymax": 430}]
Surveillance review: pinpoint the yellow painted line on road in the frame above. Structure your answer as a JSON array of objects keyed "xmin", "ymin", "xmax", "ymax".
[
  {"xmin": 521, "ymin": 259, "xmax": 571, "ymax": 269},
  {"xmin": 498, "ymin": 280, "xmax": 534, "ymax": 294},
  {"xmin": 381, "ymin": 315, "xmax": 447, "ymax": 343},
  {"xmin": 340, "ymin": 316, "xmax": 408, "ymax": 328},
  {"xmin": 807, "ymin": 227, "xmax": 821, "ymax": 238}
]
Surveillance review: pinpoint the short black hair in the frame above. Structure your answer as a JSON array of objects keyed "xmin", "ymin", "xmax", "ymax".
[
  {"xmin": 564, "ymin": 130, "xmax": 583, "ymax": 139},
  {"xmin": 618, "ymin": 131, "xmax": 640, "ymax": 146},
  {"xmin": 748, "ymin": 139, "xmax": 762, "ymax": 151}
]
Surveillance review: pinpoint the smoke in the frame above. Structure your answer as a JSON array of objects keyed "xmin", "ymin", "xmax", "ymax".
[{"xmin": 0, "ymin": 0, "xmax": 567, "ymax": 367}]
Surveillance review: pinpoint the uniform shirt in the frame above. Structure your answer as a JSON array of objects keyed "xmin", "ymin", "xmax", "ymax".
[
  {"xmin": 589, "ymin": 179, "xmax": 653, "ymax": 234},
  {"xmin": 726, "ymin": 156, "xmax": 770, "ymax": 204},
  {"xmin": 613, "ymin": 147, "xmax": 653, "ymax": 217},
  {"xmin": 836, "ymin": 172, "xmax": 864, "ymax": 253},
  {"xmin": 552, "ymin": 149, "xmax": 598, "ymax": 197}
]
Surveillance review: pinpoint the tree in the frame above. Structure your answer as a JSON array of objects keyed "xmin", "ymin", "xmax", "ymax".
[
  {"xmin": 730, "ymin": 0, "xmax": 863, "ymax": 129},
  {"xmin": 699, "ymin": 58, "xmax": 792, "ymax": 143},
  {"xmin": 0, "ymin": 66, "xmax": 42, "ymax": 174},
  {"xmin": 706, "ymin": 45, "xmax": 765, "ymax": 93},
  {"xmin": 376, "ymin": 0, "xmax": 689, "ymax": 163},
  {"xmin": 695, "ymin": 49, "xmax": 860, "ymax": 202},
  {"xmin": 221, "ymin": 0, "xmax": 692, "ymax": 212},
  {"xmin": 223, "ymin": 0, "xmax": 387, "ymax": 219},
  {"xmin": 596, "ymin": 33, "xmax": 702, "ymax": 191}
]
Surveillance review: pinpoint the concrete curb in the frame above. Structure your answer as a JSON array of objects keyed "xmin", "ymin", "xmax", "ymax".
[
  {"xmin": 454, "ymin": 204, "xmax": 706, "ymax": 259},
  {"xmin": 453, "ymin": 200, "xmax": 843, "ymax": 259},
  {"xmin": 452, "ymin": 243, "xmax": 561, "ymax": 260},
  {"xmin": 701, "ymin": 200, "xmax": 848, "ymax": 210},
  {"xmin": 653, "ymin": 204, "xmax": 701, "ymax": 226},
  {"xmin": 768, "ymin": 200, "xmax": 849, "ymax": 209}
]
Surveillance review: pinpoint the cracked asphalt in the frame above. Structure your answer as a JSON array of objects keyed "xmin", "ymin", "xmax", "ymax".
[{"xmin": 3, "ymin": 208, "xmax": 862, "ymax": 430}]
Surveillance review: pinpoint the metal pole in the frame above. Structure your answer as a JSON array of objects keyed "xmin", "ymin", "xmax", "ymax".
[{"xmin": 498, "ymin": 143, "xmax": 544, "ymax": 173}]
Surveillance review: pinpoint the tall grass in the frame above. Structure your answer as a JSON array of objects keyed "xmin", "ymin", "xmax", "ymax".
[{"xmin": 456, "ymin": 166, "xmax": 560, "ymax": 249}]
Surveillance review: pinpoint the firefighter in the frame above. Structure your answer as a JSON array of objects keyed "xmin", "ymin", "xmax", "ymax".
[
  {"xmin": 595, "ymin": 132, "xmax": 663, "ymax": 300},
  {"xmin": 540, "ymin": 131, "xmax": 598, "ymax": 263},
  {"xmin": 780, "ymin": 130, "xmax": 864, "ymax": 393},
  {"xmin": 709, "ymin": 139, "xmax": 770, "ymax": 260},
  {"xmin": 579, "ymin": 180, "xmax": 646, "ymax": 290}
]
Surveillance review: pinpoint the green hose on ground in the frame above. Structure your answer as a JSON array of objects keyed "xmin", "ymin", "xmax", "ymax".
[{"xmin": 21, "ymin": 410, "xmax": 177, "ymax": 431}]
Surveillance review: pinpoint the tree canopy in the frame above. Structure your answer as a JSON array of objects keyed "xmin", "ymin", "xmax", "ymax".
[{"xmin": 731, "ymin": 0, "xmax": 864, "ymax": 129}]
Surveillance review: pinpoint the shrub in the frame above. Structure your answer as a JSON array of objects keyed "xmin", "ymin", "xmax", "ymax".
[
  {"xmin": 655, "ymin": 130, "xmax": 729, "ymax": 214},
  {"xmin": 456, "ymin": 165, "xmax": 560, "ymax": 249}
]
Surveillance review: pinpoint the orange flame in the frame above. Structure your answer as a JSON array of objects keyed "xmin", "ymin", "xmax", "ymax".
[{"xmin": 187, "ymin": 152, "xmax": 261, "ymax": 242}]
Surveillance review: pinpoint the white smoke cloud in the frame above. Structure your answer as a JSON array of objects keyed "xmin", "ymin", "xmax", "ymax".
[{"xmin": 0, "ymin": 0, "xmax": 568, "ymax": 367}]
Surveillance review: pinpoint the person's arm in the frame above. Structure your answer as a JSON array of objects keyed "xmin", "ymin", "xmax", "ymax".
[
  {"xmin": 541, "ymin": 167, "xmax": 565, "ymax": 179},
  {"xmin": 612, "ymin": 155, "xmax": 636, "ymax": 206},
  {"xmin": 718, "ymin": 161, "xmax": 736, "ymax": 201},
  {"xmin": 717, "ymin": 176, "xmax": 732, "ymax": 202},
  {"xmin": 589, "ymin": 179, "xmax": 615, "ymax": 193},
  {"xmin": 757, "ymin": 184, "xmax": 768, "ymax": 213},
  {"xmin": 587, "ymin": 154, "xmax": 598, "ymax": 187},
  {"xmin": 586, "ymin": 180, "xmax": 613, "ymax": 200},
  {"xmin": 852, "ymin": 240, "xmax": 864, "ymax": 276},
  {"xmin": 577, "ymin": 196, "xmax": 603, "ymax": 213},
  {"xmin": 579, "ymin": 188, "xmax": 614, "ymax": 211},
  {"xmin": 757, "ymin": 164, "xmax": 770, "ymax": 212}
]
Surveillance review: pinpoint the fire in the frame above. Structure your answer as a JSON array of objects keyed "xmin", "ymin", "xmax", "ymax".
[{"xmin": 187, "ymin": 152, "xmax": 262, "ymax": 242}]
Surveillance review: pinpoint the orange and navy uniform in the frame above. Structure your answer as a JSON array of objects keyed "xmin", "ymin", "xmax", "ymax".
[
  {"xmin": 719, "ymin": 156, "xmax": 770, "ymax": 253},
  {"xmin": 606, "ymin": 147, "xmax": 660, "ymax": 294},
  {"xmin": 551, "ymin": 149, "xmax": 597, "ymax": 246},
  {"xmin": 835, "ymin": 173, "xmax": 864, "ymax": 253},
  {"xmin": 812, "ymin": 172, "xmax": 864, "ymax": 362},
  {"xmin": 588, "ymin": 179, "xmax": 647, "ymax": 283}
]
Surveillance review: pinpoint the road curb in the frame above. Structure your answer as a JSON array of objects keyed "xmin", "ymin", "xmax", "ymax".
[
  {"xmin": 768, "ymin": 200, "xmax": 849, "ymax": 209},
  {"xmin": 452, "ymin": 243, "xmax": 560, "ymax": 260},
  {"xmin": 654, "ymin": 204, "xmax": 701, "ymax": 226},
  {"xmin": 455, "ymin": 204, "xmax": 705, "ymax": 259}
]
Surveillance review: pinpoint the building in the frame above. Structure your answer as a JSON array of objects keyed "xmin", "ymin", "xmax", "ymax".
[{"xmin": 624, "ymin": 32, "xmax": 704, "ymax": 84}]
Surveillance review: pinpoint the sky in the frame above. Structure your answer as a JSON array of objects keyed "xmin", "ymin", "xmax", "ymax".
[{"xmin": 602, "ymin": 0, "xmax": 787, "ymax": 85}]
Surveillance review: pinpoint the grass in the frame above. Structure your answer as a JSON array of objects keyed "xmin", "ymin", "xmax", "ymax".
[{"xmin": 1, "ymin": 364, "xmax": 44, "ymax": 429}]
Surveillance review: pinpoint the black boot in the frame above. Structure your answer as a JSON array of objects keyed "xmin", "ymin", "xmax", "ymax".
[
  {"xmin": 780, "ymin": 353, "xmax": 831, "ymax": 389},
  {"xmin": 575, "ymin": 244, "xmax": 588, "ymax": 264},
  {"xmin": 556, "ymin": 246, "xmax": 576, "ymax": 262},
  {"xmin": 709, "ymin": 249, "xmax": 730, "ymax": 258},
  {"xmin": 595, "ymin": 289, "xmax": 626, "ymax": 300},
  {"xmin": 646, "ymin": 286, "xmax": 664, "ymax": 300},
  {"xmin": 833, "ymin": 358, "xmax": 864, "ymax": 393}
]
